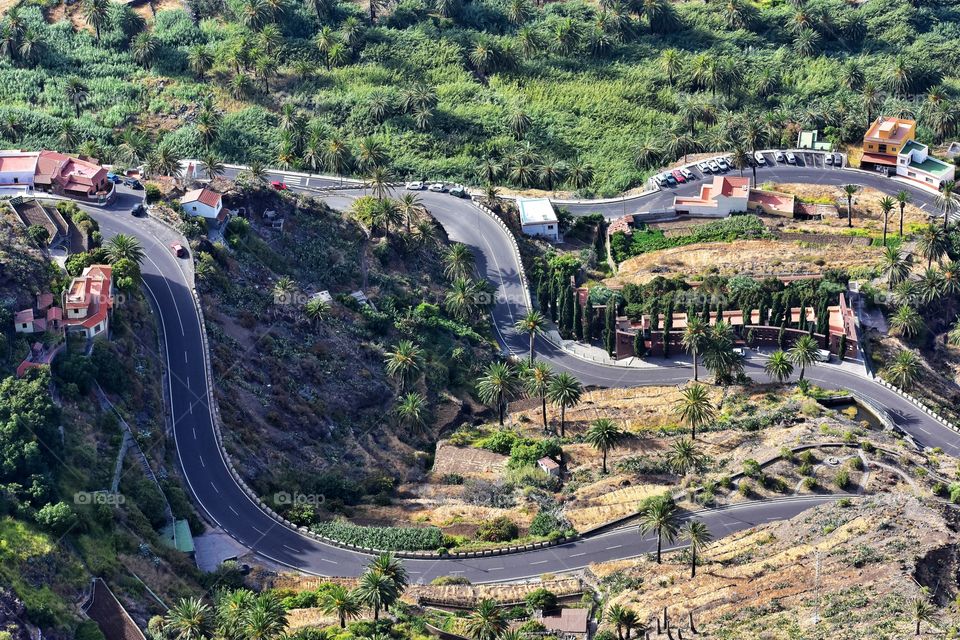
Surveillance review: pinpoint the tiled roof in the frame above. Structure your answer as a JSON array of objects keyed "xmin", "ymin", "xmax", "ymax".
[
  {"xmin": 182, "ymin": 187, "xmax": 222, "ymax": 208},
  {"xmin": 540, "ymin": 609, "xmax": 588, "ymax": 634}
]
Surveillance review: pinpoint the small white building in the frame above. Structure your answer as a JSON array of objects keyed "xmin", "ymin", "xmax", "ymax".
[
  {"xmin": 537, "ymin": 456, "xmax": 560, "ymax": 477},
  {"xmin": 518, "ymin": 197, "xmax": 559, "ymax": 241},
  {"xmin": 181, "ymin": 187, "xmax": 226, "ymax": 224},
  {"xmin": 897, "ymin": 140, "xmax": 956, "ymax": 188},
  {"xmin": 0, "ymin": 150, "xmax": 39, "ymax": 187}
]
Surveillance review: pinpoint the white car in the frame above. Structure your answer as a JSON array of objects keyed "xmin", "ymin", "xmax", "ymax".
[
  {"xmin": 816, "ymin": 349, "xmax": 831, "ymax": 362},
  {"xmin": 697, "ymin": 161, "xmax": 711, "ymax": 174},
  {"xmin": 715, "ymin": 157, "xmax": 730, "ymax": 171},
  {"xmin": 428, "ymin": 182, "xmax": 447, "ymax": 192},
  {"xmin": 825, "ymin": 154, "xmax": 834, "ymax": 166},
  {"xmin": 785, "ymin": 152, "xmax": 797, "ymax": 164},
  {"xmin": 679, "ymin": 167, "xmax": 694, "ymax": 180},
  {"xmin": 405, "ymin": 181, "xmax": 425, "ymax": 190},
  {"xmin": 775, "ymin": 151, "xmax": 785, "ymax": 162},
  {"xmin": 753, "ymin": 151, "xmax": 766, "ymax": 165},
  {"xmin": 653, "ymin": 175, "xmax": 666, "ymax": 187},
  {"xmin": 708, "ymin": 160, "xmax": 721, "ymax": 172}
]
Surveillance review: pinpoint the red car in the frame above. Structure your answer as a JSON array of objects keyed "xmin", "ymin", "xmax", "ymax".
[
  {"xmin": 170, "ymin": 243, "xmax": 187, "ymax": 258},
  {"xmin": 671, "ymin": 169, "xmax": 687, "ymax": 184},
  {"xmin": 271, "ymin": 180, "xmax": 288, "ymax": 190}
]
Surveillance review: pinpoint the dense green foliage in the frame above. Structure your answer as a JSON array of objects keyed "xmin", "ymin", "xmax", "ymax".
[
  {"xmin": 610, "ymin": 215, "xmax": 770, "ymax": 262},
  {"xmin": 311, "ymin": 519, "xmax": 444, "ymax": 550},
  {"xmin": 1, "ymin": 0, "xmax": 959, "ymax": 194}
]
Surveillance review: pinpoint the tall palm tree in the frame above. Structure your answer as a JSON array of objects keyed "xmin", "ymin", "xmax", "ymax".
[
  {"xmin": 57, "ymin": 120, "xmax": 79, "ymax": 152},
  {"xmin": 354, "ymin": 570, "xmax": 397, "ymax": 621},
  {"xmin": 368, "ymin": 552, "xmax": 409, "ymax": 591},
  {"xmin": 675, "ymin": 383, "xmax": 715, "ymax": 439},
  {"xmin": 215, "ymin": 590, "xmax": 253, "ymax": 640},
  {"xmin": 638, "ymin": 495, "xmax": 679, "ymax": 564},
  {"xmin": 659, "ymin": 48, "xmax": 682, "ymax": 87},
  {"xmin": 325, "ymin": 137, "xmax": 352, "ymax": 185},
  {"xmin": 763, "ymin": 350, "xmax": 794, "ymax": 384},
  {"xmin": 917, "ymin": 224, "xmax": 948, "ymax": 268},
  {"xmin": 243, "ymin": 593, "xmax": 286, "ymax": 640},
  {"xmin": 842, "ymin": 184, "xmax": 860, "ymax": 228},
  {"xmin": 396, "ymin": 193, "xmax": 423, "ymax": 234},
  {"xmin": 881, "ymin": 245, "xmax": 910, "ymax": 290},
  {"xmin": 889, "ymin": 305, "xmax": 924, "ymax": 339},
  {"xmin": 477, "ymin": 362, "xmax": 518, "ymax": 425},
  {"xmin": 105, "ymin": 234, "xmax": 145, "ymax": 265},
  {"xmin": 896, "ymin": 190, "xmax": 910, "ymax": 237},
  {"xmin": 525, "ymin": 361, "xmax": 553, "ymax": 432},
  {"xmin": 444, "ymin": 278, "xmax": 480, "ymax": 322},
  {"xmin": 787, "ymin": 334, "xmax": 819, "ymax": 381},
  {"xmin": 668, "ymin": 437, "xmax": 706, "ymax": 476},
  {"xmin": 681, "ymin": 317, "xmax": 708, "ymax": 382},
  {"xmin": 83, "ymin": 0, "xmax": 109, "ymax": 42},
  {"xmin": 584, "ymin": 418, "xmax": 624, "ymax": 474},
  {"xmin": 165, "ymin": 598, "xmax": 211, "ymax": 640},
  {"xmin": 879, "ymin": 196, "xmax": 895, "ymax": 246},
  {"xmin": 514, "ymin": 310, "xmax": 546, "ymax": 362},
  {"xmin": 464, "ymin": 600, "xmax": 507, "ymax": 640},
  {"xmin": 320, "ymin": 585, "xmax": 361, "ymax": 629},
  {"xmin": 368, "ymin": 166, "xmax": 394, "ymax": 200},
  {"xmin": 147, "ymin": 146, "xmax": 183, "ymax": 181},
  {"xmin": 303, "ymin": 297, "xmax": 330, "ymax": 327},
  {"xmin": 384, "ymin": 340, "xmax": 423, "ymax": 391},
  {"xmin": 884, "ymin": 350, "xmax": 921, "ymax": 389},
  {"xmin": 938, "ymin": 180, "xmax": 959, "ymax": 231},
  {"xmin": 443, "ymin": 243, "xmax": 474, "ymax": 280},
  {"xmin": 682, "ymin": 520, "xmax": 712, "ymax": 578},
  {"xmin": 201, "ymin": 152, "xmax": 225, "ymax": 181},
  {"xmin": 395, "ymin": 392, "xmax": 427, "ymax": 432},
  {"xmin": 64, "ymin": 77, "xmax": 88, "ymax": 118},
  {"xmin": 547, "ymin": 372, "xmax": 582, "ymax": 437},
  {"xmin": 912, "ymin": 595, "xmax": 935, "ymax": 636}
]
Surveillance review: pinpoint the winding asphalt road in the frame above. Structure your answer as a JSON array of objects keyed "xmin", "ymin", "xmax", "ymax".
[{"xmin": 87, "ymin": 156, "xmax": 955, "ymax": 581}]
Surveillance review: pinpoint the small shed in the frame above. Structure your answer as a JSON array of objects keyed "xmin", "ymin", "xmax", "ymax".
[
  {"xmin": 537, "ymin": 456, "xmax": 560, "ymax": 477},
  {"xmin": 518, "ymin": 198, "xmax": 559, "ymax": 241},
  {"xmin": 539, "ymin": 608, "xmax": 589, "ymax": 638}
]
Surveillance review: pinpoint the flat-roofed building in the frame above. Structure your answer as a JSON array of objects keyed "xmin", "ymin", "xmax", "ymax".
[{"xmin": 518, "ymin": 197, "xmax": 559, "ymax": 241}]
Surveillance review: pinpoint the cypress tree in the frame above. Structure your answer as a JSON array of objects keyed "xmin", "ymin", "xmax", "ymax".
[
  {"xmin": 662, "ymin": 302, "xmax": 674, "ymax": 357},
  {"xmin": 651, "ymin": 301, "xmax": 661, "ymax": 332},
  {"xmin": 716, "ymin": 300, "xmax": 725, "ymax": 324},
  {"xmin": 550, "ymin": 274, "xmax": 560, "ymax": 321},
  {"xmin": 838, "ymin": 332, "xmax": 847, "ymax": 361},
  {"xmin": 816, "ymin": 298, "xmax": 829, "ymax": 334},
  {"xmin": 778, "ymin": 319, "xmax": 786, "ymax": 349},
  {"xmin": 537, "ymin": 278, "xmax": 550, "ymax": 315},
  {"xmin": 700, "ymin": 297, "xmax": 710, "ymax": 324},
  {"xmin": 574, "ymin": 294, "xmax": 584, "ymax": 341},
  {"xmin": 758, "ymin": 303, "xmax": 768, "ymax": 326},
  {"xmin": 633, "ymin": 329, "xmax": 645, "ymax": 358},
  {"xmin": 594, "ymin": 219, "xmax": 606, "ymax": 263},
  {"xmin": 604, "ymin": 297, "xmax": 617, "ymax": 356},
  {"xmin": 561, "ymin": 286, "xmax": 575, "ymax": 338}
]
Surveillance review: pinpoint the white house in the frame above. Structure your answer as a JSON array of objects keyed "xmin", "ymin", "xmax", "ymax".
[
  {"xmin": 63, "ymin": 265, "xmax": 113, "ymax": 340},
  {"xmin": 0, "ymin": 150, "xmax": 39, "ymax": 187},
  {"xmin": 897, "ymin": 140, "xmax": 956, "ymax": 188},
  {"xmin": 181, "ymin": 187, "xmax": 226, "ymax": 223},
  {"xmin": 674, "ymin": 176, "xmax": 750, "ymax": 217},
  {"xmin": 518, "ymin": 197, "xmax": 559, "ymax": 241}
]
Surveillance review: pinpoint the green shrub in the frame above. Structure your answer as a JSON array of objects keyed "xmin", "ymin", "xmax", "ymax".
[
  {"xmin": 524, "ymin": 588, "xmax": 558, "ymax": 612},
  {"xmin": 311, "ymin": 520, "xmax": 443, "ymax": 551},
  {"xmin": 834, "ymin": 469, "xmax": 850, "ymax": 489},
  {"xmin": 475, "ymin": 516, "xmax": 519, "ymax": 542}
]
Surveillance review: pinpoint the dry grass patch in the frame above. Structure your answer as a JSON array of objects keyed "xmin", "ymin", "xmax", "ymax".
[{"xmin": 769, "ymin": 182, "xmax": 932, "ymax": 232}]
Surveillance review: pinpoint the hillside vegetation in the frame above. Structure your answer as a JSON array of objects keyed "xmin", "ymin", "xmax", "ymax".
[{"xmin": 0, "ymin": 0, "xmax": 957, "ymax": 195}]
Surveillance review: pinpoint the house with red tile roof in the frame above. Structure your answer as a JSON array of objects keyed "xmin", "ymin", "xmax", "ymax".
[
  {"xmin": 0, "ymin": 149, "xmax": 112, "ymax": 201},
  {"xmin": 14, "ymin": 293, "xmax": 63, "ymax": 335},
  {"xmin": 63, "ymin": 265, "xmax": 113, "ymax": 340},
  {"xmin": 181, "ymin": 187, "xmax": 226, "ymax": 223},
  {"xmin": 674, "ymin": 176, "xmax": 751, "ymax": 217}
]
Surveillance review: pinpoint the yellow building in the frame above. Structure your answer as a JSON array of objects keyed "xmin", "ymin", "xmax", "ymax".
[{"xmin": 861, "ymin": 116, "xmax": 916, "ymax": 169}]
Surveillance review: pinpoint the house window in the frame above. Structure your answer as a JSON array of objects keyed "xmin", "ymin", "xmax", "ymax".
[
  {"xmin": 547, "ymin": 225, "xmax": 554, "ymax": 230},
  {"xmin": 13, "ymin": 177, "xmax": 18, "ymax": 184},
  {"xmin": 879, "ymin": 144, "xmax": 887, "ymax": 153}
]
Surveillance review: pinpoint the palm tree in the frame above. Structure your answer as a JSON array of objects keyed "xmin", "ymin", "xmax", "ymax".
[
  {"xmin": 320, "ymin": 585, "xmax": 361, "ymax": 629},
  {"xmin": 83, "ymin": 0, "xmax": 109, "ymax": 42},
  {"xmin": 165, "ymin": 598, "xmax": 211, "ymax": 640},
  {"xmin": 842, "ymin": 184, "xmax": 859, "ymax": 228},
  {"xmin": 367, "ymin": 166, "xmax": 394, "ymax": 200},
  {"xmin": 668, "ymin": 437, "xmax": 706, "ymax": 476},
  {"xmin": 585, "ymin": 418, "xmax": 624, "ymax": 474},
  {"xmin": 514, "ymin": 310, "xmax": 546, "ymax": 362},
  {"xmin": 547, "ymin": 372, "xmax": 582, "ymax": 437},
  {"xmin": 105, "ymin": 234, "xmax": 145, "ymax": 265},
  {"xmin": 879, "ymin": 196, "xmax": 895, "ymax": 246},
  {"xmin": 890, "ymin": 305, "xmax": 924, "ymax": 339},
  {"xmin": 368, "ymin": 552, "xmax": 409, "ymax": 591},
  {"xmin": 763, "ymin": 350, "xmax": 794, "ymax": 384},
  {"xmin": 605, "ymin": 604, "xmax": 629, "ymax": 640},
  {"xmin": 896, "ymin": 190, "xmax": 910, "ymax": 237},
  {"xmin": 675, "ymin": 383, "xmax": 715, "ymax": 439},
  {"xmin": 56, "ymin": 120, "xmax": 79, "ymax": 152},
  {"xmin": 917, "ymin": 224, "xmax": 948, "ymax": 269},
  {"xmin": 63, "ymin": 77, "xmax": 88, "ymax": 119},
  {"xmin": 147, "ymin": 146, "xmax": 183, "ymax": 181},
  {"xmin": 384, "ymin": 340, "xmax": 423, "ymax": 391},
  {"xmin": 464, "ymin": 600, "xmax": 507, "ymax": 640},
  {"xmin": 445, "ymin": 278, "xmax": 480, "ymax": 322},
  {"xmin": 916, "ymin": 267, "xmax": 944, "ymax": 307},
  {"xmin": 681, "ymin": 317, "xmax": 708, "ymax": 382},
  {"xmin": 395, "ymin": 392, "xmax": 427, "ymax": 432},
  {"xmin": 682, "ymin": 520, "xmax": 712, "ymax": 578},
  {"xmin": 244, "ymin": 593, "xmax": 286, "ymax": 640},
  {"xmin": 245, "ymin": 161, "xmax": 268, "ymax": 185},
  {"xmin": 660, "ymin": 48, "xmax": 682, "ymax": 87},
  {"xmin": 525, "ymin": 361, "xmax": 553, "ymax": 432},
  {"xmin": 881, "ymin": 245, "xmax": 910, "ymax": 290},
  {"xmin": 396, "ymin": 193, "xmax": 423, "ymax": 234},
  {"xmin": 131, "ymin": 32, "xmax": 156, "ymax": 68},
  {"xmin": 912, "ymin": 595, "xmax": 935, "ymax": 636},
  {"xmin": 938, "ymin": 180, "xmax": 959, "ymax": 231},
  {"xmin": 188, "ymin": 44, "xmax": 214, "ymax": 79},
  {"xmin": 884, "ymin": 350, "xmax": 921, "ymax": 389},
  {"xmin": 477, "ymin": 362, "xmax": 518, "ymax": 425},
  {"xmin": 215, "ymin": 590, "xmax": 253, "ymax": 640},
  {"xmin": 787, "ymin": 334, "xmax": 820, "ymax": 381},
  {"xmin": 354, "ymin": 570, "xmax": 397, "ymax": 621},
  {"xmin": 443, "ymin": 243, "xmax": 474, "ymax": 280},
  {"xmin": 638, "ymin": 495, "xmax": 679, "ymax": 564},
  {"xmin": 303, "ymin": 297, "xmax": 330, "ymax": 327},
  {"xmin": 325, "ymin": 137, "xmax": 352, "ymax": 185},
  {"xmin": 201, "ymin": 152, "xmax": 225, "ymax": 181}
]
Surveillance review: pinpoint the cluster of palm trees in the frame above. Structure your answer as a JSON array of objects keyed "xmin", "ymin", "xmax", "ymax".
[
  {"xmin": 443, "ymin": 243, "xmax": 496, "ymax": 323},
  {"xmin": 161, "ymin": 591, "xmax": 287, "ymax": 640},
  {"xmin": 476, "ymin": 356, "xmax": 582, "ymax": 435},
  {"xmin": 679, "ymin": 318, "xmax": 745, "ymax": 386},
  {"xmin": 477, "ymin": 146, "xmax": 595, "ymax": 193},
  {"xmin": 321, "ymin": 553, "xmax": 408, "ymax": 623}
]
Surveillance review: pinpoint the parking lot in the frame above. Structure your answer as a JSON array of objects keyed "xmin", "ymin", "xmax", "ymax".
[{"xmin": 653, "ymin": 150, "xmax": 846, "ymax": 189}]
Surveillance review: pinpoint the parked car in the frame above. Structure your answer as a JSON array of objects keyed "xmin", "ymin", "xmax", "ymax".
[
  {"xmin": 833, "ymin": 153, "xmax": 844, "ymax": 166},
  {"xmin": 107, "ymin": 173, "xmax": 123, "ymax": 184},
  {"xmin": 405, "ymin": 181, "xmax": 425, "ymax": 190},
  {"xmin": 816, "ymin": 348, "xmax": 831, "ymax": 362},
  {"xmin": 170, "ymin": 243, "xmax": 187, "ymax": 258},
  {"xmin": 785, "ymin": 152, "xmax": 797, "ymax": 164},
  {"xmin": 449, "ymin": 184, "xmax": 468, "ymax": 198},
  {"xmin": 653, "ymin": 175, "xmax": 666, "ymax": 187},
  {"xmin": 774, "ymin": 151, "xmax": 786, "ymax": 162},
  {"xmin": 678, "ymin": 167, "xmax": 694, "ymax": 180},
  {"xmin": 271, "ymin": 180, "xmax": 288, "ymax": 190},
  {"xmin": 715, "ymin": 157, "xmax": 730, "ymax": 171},
  {"xmin": 671, "ymin": 169, "xmax": 687, "ymax": 184},
  {"xmin": 697, "ymin": 161, "xmax": 711, "ymax": 174},
  {"xmin": 732, "ymin": 347, "xmax": 746, "ymax": 357},
  {"xmin": 825, "ymin": 154, "xmax": 834, "ymax": 166},
  {"xmin": 753, "ymin": 151, "xmax": 766, "ymax": 165},
  {"xmin": 664, "ymin": 173, "xmax": 677, "ymax": 186},
  {"xmin": 131, "ymin": 203, "xmax": 146, "ymax": 217},
  {"xmin": 708, "ymin": 160, "xmax": 721, "ymax": 172},
  {"xmin": 124, "ymin": 178, "xmax": 143, "ymax": 190},
  {"xmin": 428, "ymin": 182, "xmax": 447, "ymax": 192}
]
